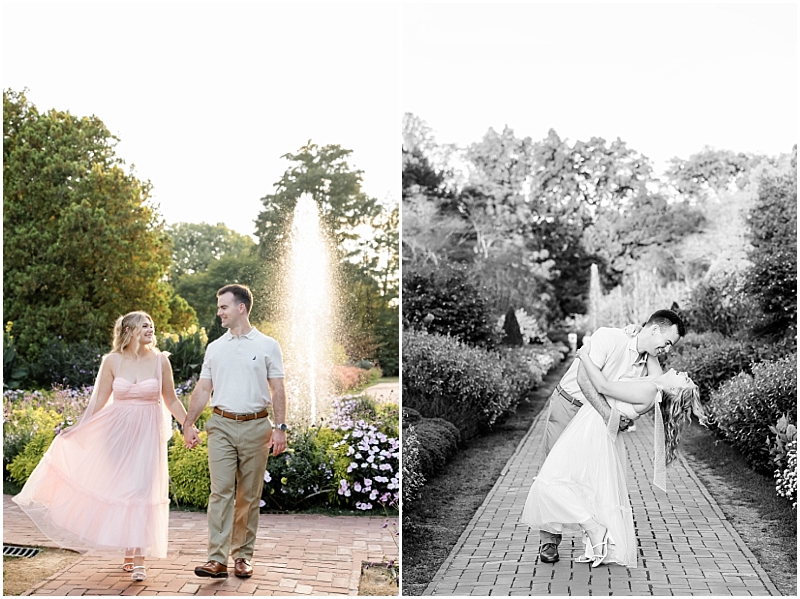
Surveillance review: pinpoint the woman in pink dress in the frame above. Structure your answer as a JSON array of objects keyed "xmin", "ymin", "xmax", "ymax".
[{"xmin": 13, "ymin": 311, "xmax": 188, "ymax": 581}]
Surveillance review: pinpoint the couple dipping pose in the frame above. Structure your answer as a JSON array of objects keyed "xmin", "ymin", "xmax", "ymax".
[
  {"xmin": 522, "ymin": 309, "xmax": 705, "ymax": 568},
  {"xmin": 13, "ymin": 284, "xmax": 287, "ymax": 581}
]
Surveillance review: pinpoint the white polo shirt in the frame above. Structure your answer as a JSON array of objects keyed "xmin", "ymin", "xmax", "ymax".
[
  {"xmin": 560, "ymin": 327, "xmax": 650, "ymax": 402},
  {"xmin": 200, "ymin": 327, "xmax": 285, "ymax": 414}
]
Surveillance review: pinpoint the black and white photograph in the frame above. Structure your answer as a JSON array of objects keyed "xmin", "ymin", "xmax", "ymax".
[{"xmin": 401, "ymin": 2, "xmax": 796, "ymax": 597}]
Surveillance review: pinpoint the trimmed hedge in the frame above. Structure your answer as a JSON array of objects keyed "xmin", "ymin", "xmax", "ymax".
[
  {"xmin": 401, "ymin": 423, "xmax": 425, "ymax": 508},
  {"xmin": 403, "ymin": 264, "xmax": 497, "ymax": 347},
  {"xmin": 706, "ymin": 353, "xmax": 797, "ymax": 474},
  {"xmin": 665, "ymin": 332, "xmax": 788, "ymax": 401},
  {"xmin": 403, "ymin": 330, "xmax": 519, "ymax": 440}
]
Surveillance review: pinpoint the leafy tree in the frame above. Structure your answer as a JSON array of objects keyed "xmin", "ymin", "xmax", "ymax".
[
  {"xmin": 666, "ymin": 148, "xmax": 759, "ymax": 199},
  {"xmin": 582, "ymin": 193, "xmax": 706, "ymax": 285},
  {"xmin": 744, "ymin": 147, "xmax": 797, "ymax": 338},
  {"xmin": 167, "ymin": 222, "xmax": 255, "ymax": 282},
  {"xmin": 175, "ymin": 252, "xmax": 265, "ymax": 327},
  {"xmin": 255, "ymin": 141, "xmax": 397, "ymax": 371},
  {"xmin": 3, "ymin": 89, "xmax": 193, "ymax": 359},
  {"xmin": 255, "ymin": 141, "xmax": 381, "ymax": 259}
]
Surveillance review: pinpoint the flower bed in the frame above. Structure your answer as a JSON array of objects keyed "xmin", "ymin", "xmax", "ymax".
[{"xmin": 4, "ymin": 386, "xmax": 399, "ymax": 514}]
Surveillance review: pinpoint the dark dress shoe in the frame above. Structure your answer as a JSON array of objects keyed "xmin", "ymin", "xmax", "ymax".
[
  {"xmin": 540, "ymin": 542, "xmax": 560, "ymax": 563},
  {"xmin": 194, "ymin": 560, "xmax": 228, "ymax": 578},
  {"xmin": 234, "ymin": 558, "xmax": 254, "ymax": 578}
]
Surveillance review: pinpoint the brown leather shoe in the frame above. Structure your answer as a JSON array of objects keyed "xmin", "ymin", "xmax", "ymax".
[
  {"xmin": 234, "ymin": 558, "xmax": 253, "ymax": 578},
  {"xmin": 194, "ymin": 560, "xmax": 228, "ymax": 578}
]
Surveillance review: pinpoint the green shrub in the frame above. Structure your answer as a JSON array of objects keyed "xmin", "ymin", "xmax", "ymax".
[
  {"xmin": 403, "ymin": 330, "xmax": 517, "ymax": 440},
  {"xmin": 168, "ymin": 429, "xmax": 210, "ymax": 508},
  {"xmin": 3, "ymin": 327, "xmax": 29, "ymax": 389},
  {"xmin": 665, "ymin": 333, "xmax": 786, "ymax": 400},
  {"xmin": 683, "ymin": 273, "xmax": 756, "ymax": 337},
  {"xmin": 28, "ymin": 338, "xmax": 105, "ymax": 388},
  {"xmin": 159, "ymin": 328, "xmax": 208, "ymax": 382},
  {"xmin": 262, "ymin": 427, "xmax": 335, "ymax": 511},
  {"xmin": 3, "ymin": 405, "xmax": 62, "ymax": 477},
  {"xmin": 401, "ymin": 425, "xmax": 425, "ymax": 508},
  {"xmin": 403, "ymin": 263, "xmax": 497, "ymax": 347},
  {"xmin": 8, "ymin": 427, "xmax": 56, "ymax": 485},
  {"xmin": 705, "ymin": 354, "xmax": 797, "ymax": 474},
  {"xmin": 412, "ymin": 418, "xmax": 461, "ymax": 479}
]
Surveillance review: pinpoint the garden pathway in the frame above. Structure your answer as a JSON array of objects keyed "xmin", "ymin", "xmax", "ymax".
[
  {"xmin": 363, "ymin": 381, "xmax": 399, "ymax": 404},
  {"xmin": 422, "ymin": 390, "xmax": 781, "ymax": 596},
  {"xmin": 4, "ymin": 495, "xmax": 397, "ymax": 596}
]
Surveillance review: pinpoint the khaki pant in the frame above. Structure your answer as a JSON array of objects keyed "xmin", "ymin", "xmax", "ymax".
[
  {"xmin": 540, "ymin": 388, "xmax": 582, "ymax": 546},
  {"xmin": 205, "ymin": 414, "xmax": 272, "ymax": 563}
]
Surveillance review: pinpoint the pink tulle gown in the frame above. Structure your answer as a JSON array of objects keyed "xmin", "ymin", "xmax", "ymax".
[{"xmin": 13, "ymin": 355, "xmax": 172, "ymax": 558}]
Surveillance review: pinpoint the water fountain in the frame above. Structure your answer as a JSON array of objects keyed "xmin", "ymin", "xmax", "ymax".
[{"xmin": 281, "ymin": 194, "xmax": 338, "ymax": 428}]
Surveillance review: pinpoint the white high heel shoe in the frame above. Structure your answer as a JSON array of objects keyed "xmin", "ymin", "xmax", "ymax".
[{"xmin": 131, "ymin": 566, "xmax": 147, "ymax": 581}]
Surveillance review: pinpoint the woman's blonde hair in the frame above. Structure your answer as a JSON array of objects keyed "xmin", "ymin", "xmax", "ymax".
[
  {"xmin": 111, "ymin": 311, "xmax": 156, "ymax": 352},
  {"xmin": 660, "ymin": 384, "xmax": 705, "ymax": 466}
]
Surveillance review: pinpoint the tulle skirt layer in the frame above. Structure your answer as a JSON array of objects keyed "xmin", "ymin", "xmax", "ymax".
[
  {"xmin": 521, "ymin": 404, "xmax": 637, "ymax": 567},
  {"xmin": 12, "ymin": 399, "xmax": 170, "ymax": 558}
]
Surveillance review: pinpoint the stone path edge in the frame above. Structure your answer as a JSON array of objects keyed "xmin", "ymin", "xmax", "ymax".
[
  {"xmin": 421, "ymin": 408, "xmax": 548, "ymax": 596},
  {"xmin": 676, "ymin": 452, "xmax": 781, "ymax": 596}
]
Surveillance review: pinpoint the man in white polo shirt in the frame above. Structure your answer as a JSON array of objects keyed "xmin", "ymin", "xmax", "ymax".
[
  {"xmin": 537, "ymin": 309, "xmax": 685, "ymax": 565},
  {"xmin": 183, "ymin": 284, "xmax": 287, "ymax": 579}
]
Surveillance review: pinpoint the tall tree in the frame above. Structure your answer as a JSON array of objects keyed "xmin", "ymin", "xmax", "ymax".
[
  {"xmin": 255, "ymin": 141, "xmax": 380, "ymax": 259},
  {"xmin": 582, "ymin": 193, "xmax": 706, "ymax": 285},
  {"xmin": 744, "ymin": 147, "xmax": 797, "ymax": 338},
  {"xmin": 167, "ymin": 222, "xmax": 255, "ymax": 282},
  {"xmin": 666, "ymin": 148, "xmax": 757, "ymax": 199},
  {"xmin": 255, "ymin": 141, "xmax": 397, "ymax": 370},
  {"xmin": 3, "ymin": 89, "xmax": 193, "ymax": 358}
]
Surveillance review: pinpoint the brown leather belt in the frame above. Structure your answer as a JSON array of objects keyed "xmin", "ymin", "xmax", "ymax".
[
  {"xmin": 556, "ymin": 385, "xmax": 583, "ymax": 408},
  {"xmin": 213, "ymin": 407, "xmax": 270, "ymax": 421}
]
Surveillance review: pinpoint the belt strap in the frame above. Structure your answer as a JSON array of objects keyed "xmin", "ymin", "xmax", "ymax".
[
  {"xmin": 556, "ymin": 385, "xmax": 583, "ymax": 408},
  {"xmin": 213, "ymin": 407, "xmax": 270, "ymax": 421}
]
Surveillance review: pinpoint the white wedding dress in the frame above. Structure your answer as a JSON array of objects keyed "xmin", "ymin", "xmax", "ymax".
[{"xmin": 521, "ymin": 397, "xmax": 646, "ymax": 567}]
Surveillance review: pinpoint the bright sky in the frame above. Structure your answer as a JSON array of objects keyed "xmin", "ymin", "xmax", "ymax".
[
  {"xmin": 401, "ymin": 2, "xmax": 797, "ymax": 178},
  {"xmin": 3, "ymin": 3, "xmax": 401, "ymax": 238}
]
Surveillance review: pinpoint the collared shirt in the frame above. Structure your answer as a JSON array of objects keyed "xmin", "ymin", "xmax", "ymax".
[
  {"xmin": 200, "ymin": 327, "xmax": 285, "ymax": 414},
  {"xmin": 560, "ymin": 327, "xmax": 650, "ymax": 402}
]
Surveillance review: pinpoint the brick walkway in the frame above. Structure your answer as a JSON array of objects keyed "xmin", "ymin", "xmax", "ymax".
[
  {"xmin": 422, "ymin": 398, "xmax": 781, "ymax": 596},
  {"xmin": 4, "ymin": 495, "xmax": 398, "ymax": 596}
]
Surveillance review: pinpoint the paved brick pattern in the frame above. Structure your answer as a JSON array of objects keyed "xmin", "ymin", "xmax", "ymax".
[
  {"xmin": 423, "ymin": 402, "xmax": 781, "ymax": 596},
  {"xmin": 4, "ymin": 496, "xmax": 398, "ymax": 596}
]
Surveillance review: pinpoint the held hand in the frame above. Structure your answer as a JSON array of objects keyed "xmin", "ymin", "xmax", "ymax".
[
  {"xmin": 577, "ymin": 341, "xmax": 591, "ymax": 361},
  {"xmin": 184, "ymin": 424, "xmax": 200, "ymax": 449},
  {"xmin": 268, "ymin": 429, "xmax": 287, "ymax": 456}
]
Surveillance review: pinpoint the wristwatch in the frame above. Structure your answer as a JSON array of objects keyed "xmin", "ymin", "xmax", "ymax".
[{"xmin": 274, "ymin": 423, "xmax": 289, "ymax": 432}]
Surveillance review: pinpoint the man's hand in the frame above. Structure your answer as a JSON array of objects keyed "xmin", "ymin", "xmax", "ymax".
[
  {"xmin": 618, "ymin": 415, "xmax": 634, "ymax": 433},
  {"xmin": 268, "ymin": 429, "xmax": 287, "ymax": 456},
  {"xmin": 184, "ymin": 424, "xmax": 201, "ymax": 449}
]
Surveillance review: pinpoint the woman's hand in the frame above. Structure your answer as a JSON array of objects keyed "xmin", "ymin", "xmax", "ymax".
[
  {"xmin": 622, "ymin": 323, "xmax": 642, "ymax": 337},
  {"xmin": 577, "ymin": 339, "xmax": 592, "ymax": 361}
]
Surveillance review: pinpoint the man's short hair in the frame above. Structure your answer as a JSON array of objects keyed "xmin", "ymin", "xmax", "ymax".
[
  {"xmin": 217, "ymin": 284, "xmax": 253, "ymax": 315},
  {"xmin": 645, "ymin": 309, "xmax": 686, "ymax": 337}
]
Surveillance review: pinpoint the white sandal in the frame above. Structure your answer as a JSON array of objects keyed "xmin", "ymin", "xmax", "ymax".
[{"xmin": 131, "ymin": 565, "xmax": 147, "ymax": 581}]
